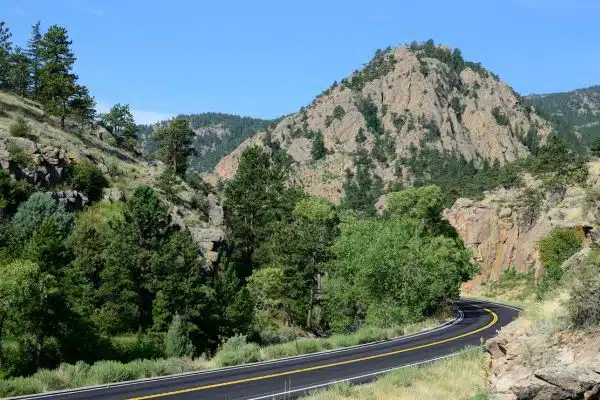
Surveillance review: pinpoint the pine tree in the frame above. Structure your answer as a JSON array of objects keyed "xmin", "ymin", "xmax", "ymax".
[
  {"xmin": 164, "ymin": 314, "xmax": 195, "ymax": 357},
  {"xmin": 101, "ymin": 104, "xmax": 138, "ymax": 147},
  {"xmin": 155, "ymin": 118, "xmax": 196, "ymax": 176},
  {"xmin": 69, "ymin": 84, "xmax": 96, "ymax": 129},
  {"xmin": 0, "ymin": 21, "xmax": 13, "ymax": 90},
  {"xmin": 38, "ymin": 25, "xmax": 78, "ymax": 129},
  {"xmin": 311, "ymin": 131, "xmax": 326, "ymax": 161},
  {"xmin": 27, "ymin": 21, "xmax": 43, "ymax": 98},
  {"xmin": 8, "ymin": 47, "xmax": 31, "ymax": 96}
]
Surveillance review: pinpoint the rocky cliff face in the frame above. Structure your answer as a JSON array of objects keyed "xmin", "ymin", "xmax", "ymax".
[
  {"xmin": 486, "ymin": 285, "xmax": 600, "ymax": 400},
  {"xmin": 212, "ymin": 44, "xmax": 552, "ymax": 202},
  {"xmin": 444, "ymin": 161, "xmax": 600, "ymax": 286}
]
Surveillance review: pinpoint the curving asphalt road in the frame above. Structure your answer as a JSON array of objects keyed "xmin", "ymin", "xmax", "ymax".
[{"xmin": 11, "ymin": 299, "xmax": 519, "ymax": 400}]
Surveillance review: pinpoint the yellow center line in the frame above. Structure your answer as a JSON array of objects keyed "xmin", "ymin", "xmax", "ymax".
[{"xmin": 128, "ymin": 305, "xmax": 498, "ymax": 399}]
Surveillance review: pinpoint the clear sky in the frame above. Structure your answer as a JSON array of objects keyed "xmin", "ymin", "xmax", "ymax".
[{"xmin": 3, "ymin": 0, "xmax": 599, "ymax": 123}]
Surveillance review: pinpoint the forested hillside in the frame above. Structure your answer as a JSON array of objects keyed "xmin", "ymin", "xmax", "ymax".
[
  {"xmin": 138, "ymin": 113, "xmax": 277, "ymax": 172},
  {"xmin": 528, "ymin": 85, "xmax": 600, "ymax": 146}
]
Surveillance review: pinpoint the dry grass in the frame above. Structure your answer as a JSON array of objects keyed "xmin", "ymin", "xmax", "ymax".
[
  {"xmin": 302, "ymin": 347, "xmax": 489, "ymax": 400},
  {"xmin": 0, "ymin": 91, "xmax": 161, "ymax": 196}
]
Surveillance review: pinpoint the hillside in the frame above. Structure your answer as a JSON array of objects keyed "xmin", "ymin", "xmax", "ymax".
[
  {"xmin": 527, "ymin": 85, "xmax": 600, "ymax": 145},
  {"xmin": 211, "ymin": 41, "xmax": 555, "ymax": 204},
  {"xmin": 138, "ymin": 113, "xmax": 276, "ymax": 172}
]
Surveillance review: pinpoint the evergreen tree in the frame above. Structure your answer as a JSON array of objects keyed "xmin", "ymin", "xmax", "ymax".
[
  {"xmin": 38, "ymin": 25, "xmax": 78, "ymax": 129},
  {"xmin": 254, "ymin": 198, "xmax": 338, "ymax": 328},
  {"xmin": 311, "ymin": 131, "xmax": 326, "ymax": 161},
  {"xmin": 0, "ymin": 21, "xmax": 12, "ymax": 90},
  {"xmin": 155, "ymin": 118, "xmax": 196, "ymax": 176},
  {"xmin": 101, "ymin": 103, "xmax": 138, "ymax": 147},
  {"xmin": 164, "ymin": 314, "xmax": 195, "ymax": 357},
  {"xmin": 26, "ymin": 21, "xmax": 43, "ymax": 98},
  {"xmin": 69, "ymin": 85, "xmax": 97, "ymax": 129},
  {"xmin": 224, "ymin": 146, "xmax": 300, "ymax": 277},
  {"xmin": 8, "ymin": 46, "xmax": 31, "ymax": 96}
]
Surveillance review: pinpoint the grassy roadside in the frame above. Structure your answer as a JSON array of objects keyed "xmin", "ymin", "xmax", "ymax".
[
  {"xmin": 301, "ymin": 347, "xmax": 490, "ymax": 400},
  {"xmin": 0, "ymin": 310, "xmax": 454, "ymax": 397}
]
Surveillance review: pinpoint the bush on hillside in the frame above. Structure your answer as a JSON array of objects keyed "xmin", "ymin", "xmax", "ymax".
[
  {"xmin": 566, "ymin": 252, "xmax": 600, "ymax": 327},
  {"xmin": 6, "ymin": 141, "xmax": 32, "ymax": 168},
  {"xmin": 0, "ymin": 171, "xmax": 33, "ymax": 221},
  {"xmin": 491, "ymin": 107, "xmax": 509, "ymax": 126},
  {"xmin": 72, "ymin": 161, "xmax": 109, "ymax": 202},
  {"xmin": 9, "ymin": 116, "xmax": 32, "ymax": 138},
  {"xmin": 213, "ymin": 335, "xmax": 261, "ymax": 367},
  {"xmin": 7, "ymin": 192, "xmax": 73, "ymax": 246},
  {"xmin": 537, "ymin": 228, "xmax": 582, "ymax": 297},
  {"xmin": 312, "ymin": 131, "xmax": 326, "ymax": 161}
]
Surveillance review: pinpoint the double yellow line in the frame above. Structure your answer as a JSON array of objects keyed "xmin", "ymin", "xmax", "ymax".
[{"xmin": 129, "ymin": 305, "xmax": 498, "ymax": 399}]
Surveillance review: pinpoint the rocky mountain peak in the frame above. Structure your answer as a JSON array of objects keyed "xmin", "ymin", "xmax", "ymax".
[{"xmin": 211, "ymin": 42, "xmax": 552, "ymax": 203}]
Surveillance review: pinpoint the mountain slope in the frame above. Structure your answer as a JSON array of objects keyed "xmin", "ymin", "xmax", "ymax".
[
  {"xmin": 212, "ymin": 42, "xmax": 553, "ymax": 203},
  {"xmin": 527, "ymin": 85, "xmax": 600, "ymax": 145},
  {"xmin": 138, "ymin": 113, "xmax": 277, "ymax": 172}
]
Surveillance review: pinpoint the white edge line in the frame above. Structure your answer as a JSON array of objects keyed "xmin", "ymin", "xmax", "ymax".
[
  {"xmin": 245, "ymin": 353, "xmax": 460, "ymax": 400},
  {"xmin": 8, "ymin": 304, "xmax": 470, "ymax": 399}
]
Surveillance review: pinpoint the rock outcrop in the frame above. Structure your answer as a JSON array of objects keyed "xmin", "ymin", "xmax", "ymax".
[
  {"xmin": 48, "ymin": 190, "xmax": 88, "ymax": 212},
  {"xmin": 212, "ymin": 44, "xmax": 552, "ymax": 202},
  {"xmin": 486, "ymin": 319, "xmax": 600, "ymax": 400},
  {"xmin": 444, "ymin": 163, "xmax": 600, "ymax": 284},
  {"xmin": 0, "ymin": 136, "xmax": 72, "ymax": 185}
]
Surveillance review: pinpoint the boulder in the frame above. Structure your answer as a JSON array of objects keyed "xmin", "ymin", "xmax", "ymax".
[
  {"xmin": 102, "ymin": 188, "xmax": 124, "ymax": 202},
  {"xmin": 487, "ymin": 337, "xmax": 508, "ymax": 358},
  {"xmin": 499, "ymin": 207, "xmax": 513, "ymax": 219},
  {"xmin": 207, "ymin": 193, "xmax": 224, "ymax": 226},
  {"xmin": 534, "ymin": 367, "xmax": 600, "ymax": 396}
]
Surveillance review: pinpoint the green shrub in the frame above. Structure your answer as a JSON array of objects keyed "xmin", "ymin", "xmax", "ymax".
[
  {"xmin": 333, "ymin": 105, "xmax": 346, "ymax": 120},
  {"xmin": 214, "ymin": 335, "xmax": 261, "ymax": 367},
  {"xmin": 6, "ymin": 141, "xmax": 32, "ymax": 168},
  {"xmin": 537, "ymin": 228, "xmax": 582, "ymax": 297},
  {"xmin": 312, "ymin": 131, "xmax": 327, "ymax": 161},
  {"xmin": 0, "ymin": 376, "xmax": 44, "ymax": 397},
  {"xmin": 356, "ymin": 97, "xmax": 383, "ymax": 135},
  {"xmin": 165, "ymin": 314, "xmax": 195, "ymax": 358},
  {"xmin": 185, "ymin": 172, "xmax": 213, "ymax": 195},
  {"xmin": 9, "ymin": 116, "xmax": 32, "ymax": 138},
  {"xmin": 86, "ymin": 360, "xmax": 138, "ymax": 385},
  {"xmin": 423, "ymin": 119, "xmax": 440, "ymax": 142},
  {"xmin": 7, "ymin": 192, "xmax": 73, "ymax": 246},
  {"xmin": 516, "ymin": 188, "xmax": 544, "ymax": 228},
  {"xmin": 190, "ymin": 193, "xmax": 208, "ymax": 213},
  {"xmin": 566, "ymin": 252, "xmax": 600, "ymax": 327},
  {"xmin": 261, "ymin": 338, "xmax": 331, "ymax": 360},
  {"xmin": 258, "ymin": 327, "xmax": 296, "ymax": 346},
  {"xmin": 491, "ymin": 107, "xmax": 509, "ymax": 126},
  {"xmin": 31, "ymin": 368, "xmax": 67, "ymax": 390},
  {"xmin": 0, "ymin": 171, "xmax": 33, "ymax": 221},
  {"xmin": 483, "ymin": 267, "xmax": 535, "ymax": 300},
  {"xmin": 54, "ymin": 361, "xmax": 90, "ymax": 388},
  {"xmin": 157, "ymin": 167, "xmax": 182, "ymax": 201},
  {"xmin": 72, "ymin": 161, "xmax": 109, "ymax": 201},
  {"xmin": 110, "ymin": 334, "xmax": 164, "ymax": 362}
]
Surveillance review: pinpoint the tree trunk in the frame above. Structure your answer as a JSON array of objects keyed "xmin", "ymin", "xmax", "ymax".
[
  {"xmin": 61, "ymin": 115, "xmax": 65, "ymax": 130},
  {"xmin": 306, "ymin": 285, "xmax": 314, "ymax": 330}
]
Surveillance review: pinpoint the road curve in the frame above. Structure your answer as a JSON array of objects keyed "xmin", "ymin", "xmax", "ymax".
[{"xmin": 12, "ymin": 299, "xmax": 519, "ymax": 400}]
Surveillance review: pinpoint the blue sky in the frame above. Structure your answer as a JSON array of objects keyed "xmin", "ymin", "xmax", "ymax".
[{"xmin": 3, "ymin": 0, "xmax": 599, "ymax": 123}]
